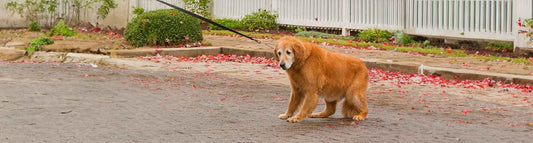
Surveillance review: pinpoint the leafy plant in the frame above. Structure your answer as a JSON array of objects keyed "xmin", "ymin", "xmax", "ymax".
[
  {"xmin": 358, "ymin": 28, "xmax": 392, "ymax": 43},
  {"xmin": 209, "ymin": 18, "xmax": 245, "ymax": 30},
  {"xmin": 524, "ymin": 18, "xmax": 533, "ymax": 27},
  {"xmin": 124, "ymin": 9, "xmax": 203, "ymax": 47},
  {"xmin": 26, "ymin": 36, "xmax": 54, "ymax": 54},
  {"xmin": 132, "ymin": 7, "xmax": 144, "ymax": 15},
  {"xmin": 5, "ymin": 0, "xmax": 58, "ymax": 23},
  {"xmin": 485, "ymin": 42, "xmax": 513, "ymax": 52},
  {"xmin": 69, "ymin": 0, "xmax": 117, "ymax": 24},
  {"xmin": 29, "ymin": 22, "xmax": 41, "ymax": 31},
  {"xmin": 97, "ymin": 0, "xmax": 118, "ymax": 19},
  {"xmin": 48, "ymin": 20, "xmax": 77, "ymax": 37},
  {"xmin": 183, "ymin": 0, "xmax": 211, "ymax": 18},
  {"xmin": 393, "ymin": 31, "xmax": 413, "ymax": 45},
  {"xmin": 524, "ymin": 18, "xmax": 533, "ymax": 38},
  {"xmin": 241, "ymin": 10, "xmax": 278, "ymax": 31}
]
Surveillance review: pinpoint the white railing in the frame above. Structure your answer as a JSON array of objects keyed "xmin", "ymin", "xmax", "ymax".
[{"xmin": 211, "ymin": 0, "xmax": 529, "ymax": 41}]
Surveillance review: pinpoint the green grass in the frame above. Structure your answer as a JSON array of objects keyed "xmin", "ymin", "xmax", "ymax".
[
  {"xmin": 474, "ymin": 55, "xmax": 531, "ymax": 64},
  {"xmin": 204, "ymin": 30, "xmax": 530, "ymax": 64}
]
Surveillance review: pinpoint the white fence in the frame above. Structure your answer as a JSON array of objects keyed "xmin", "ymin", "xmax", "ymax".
[
  {"xmin": 1, "ymin": 0, "xmax": 531, "ymax": 42},
  {"xmin": 211, "ymin": 0, "xmax": 532, "ymax": 41}
]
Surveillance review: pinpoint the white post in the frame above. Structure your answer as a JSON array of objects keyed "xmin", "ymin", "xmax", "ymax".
[
  {"xmin": 513, "ymin": 0, "xmax": 533, "ymax": 53},
  {"xmin": 342, "ymin": 0, "xmax": 350, "ymax": 36}
]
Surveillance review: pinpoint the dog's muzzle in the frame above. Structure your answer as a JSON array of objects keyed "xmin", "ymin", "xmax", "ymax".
[{"xmin": 280, "ymin": 62, "xmax": 287, "ymax": 70}]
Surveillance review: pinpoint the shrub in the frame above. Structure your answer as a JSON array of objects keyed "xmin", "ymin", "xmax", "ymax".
[
  {"xmin": 124, "ymin": 9, "xmax": 203, "ymax": 47},
  {"xmin": 358, "ymin": 28, "xmax": 392, "ymax": 43},
  {"xmin": 295, "ymin": 27, "xmax": 306, "ymax": 33},
  {"xmin": 422, "ymin": 40, "xmax": 430, "ymax": 48},
  {"xmin": 48, "ymin": 20, "xmax": 76, "ymax": 37},
  {"xmin": 295, "ymin": 31, "xmax": 355, "ymax": 40},
  {"xmin": 393, "ymin": 31, "xmax": 413, "ymax": 45},
  {"xmin": 26, "ymin": 36, "xmax": 54, "ymax": 54},
  {"xmin": 485, "ymin": 42, "xmax": 513, "ymax": 52},
  {"xmin": 209, "ymin": 18, "xmax": 245, "ymax": 30},
  {"xmin": 241, "ymin": 10, "xmax": 278, "ymax": 31},
  {"xmin": 132, "ymin": 6, "xmax": 144, "ymax": 15},
  {"xmin": 29, "ymin": 22, "xmax": 41, "ymax": 31}
]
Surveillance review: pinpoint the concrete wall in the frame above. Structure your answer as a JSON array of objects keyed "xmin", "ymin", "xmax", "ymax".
[
  {"xmin": 0, "ymin": 0, "xmax": 131, "ymax": 29},
  {"xmin": 0, "ymin": 0, "xmax": 28, "ymax": 28}
]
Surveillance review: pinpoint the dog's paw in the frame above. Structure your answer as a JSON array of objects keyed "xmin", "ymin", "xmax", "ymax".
[
  {"xmin": 310, "ymin": 112, "xmax": 328, "ymax": 118},
  {"xmin": 278, "ymin": 114, "xmax": 291, "ymax": 119},
  {"xmin": 286, "ymin": 117, "xmax": 302, "ymax": 123},
  {"xmin": 353, "ymin": 115, "xmax": 366, "ymax": 121}
]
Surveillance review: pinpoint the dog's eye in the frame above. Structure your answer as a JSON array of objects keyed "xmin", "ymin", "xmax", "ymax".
[
  {"xmin": 278, "ymin": 51, "xmax": 282, "ymax": 55},
  {"xmin": 286, "ymin": 50, "xmax": 291, "ymax": 55}
]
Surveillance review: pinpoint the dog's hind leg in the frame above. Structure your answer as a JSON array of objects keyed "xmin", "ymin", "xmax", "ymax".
[
  {"xmin": 310, "ymin": 100, "xmax": 337, "ymax": 118},
  {"xmin": 342, "ymin": 80, "xmax": 368, "ymax": 121}
]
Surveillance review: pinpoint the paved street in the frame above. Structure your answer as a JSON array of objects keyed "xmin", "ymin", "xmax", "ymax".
[{"xmin": 1, "ymin": 60, "xmax": 532, "ymax": 142}]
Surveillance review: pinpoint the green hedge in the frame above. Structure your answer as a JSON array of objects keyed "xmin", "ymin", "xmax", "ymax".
[{"xmin": 124, "ymin": 9, "xmax": 203, "ymax": 47}]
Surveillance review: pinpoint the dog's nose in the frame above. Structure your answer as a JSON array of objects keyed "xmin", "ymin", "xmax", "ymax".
[{"xmin": 280, "ymin": 62, "xmax": 286, "ymax": 70}]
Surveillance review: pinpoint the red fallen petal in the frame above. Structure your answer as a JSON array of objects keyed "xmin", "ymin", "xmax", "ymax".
[
  {"xmin": 373, "ymin": 91, "xmax": 380, "ymax": 94},
  {"xmin": 350, "ymin": 122, "xmax": 359, "ymax": 125},
  {"xmin": 220, "ymin": 97, "xmax": 226, "ymax": 101},
  {"xmin": 411, "ymin": 107, "xmax": 415, "ymax": 110},
  {"xmin": 461, "ymin": 110, "xmax": 471, "ymax": 114},
  {"xmin": 192, "ymin": 85, "xmax": 197, "ymax": 88}
]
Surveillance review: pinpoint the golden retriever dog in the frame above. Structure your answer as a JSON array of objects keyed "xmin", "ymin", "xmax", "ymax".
[{"xmin": 274, "ymin": 37, "xmax": 369, "ymax": 123}]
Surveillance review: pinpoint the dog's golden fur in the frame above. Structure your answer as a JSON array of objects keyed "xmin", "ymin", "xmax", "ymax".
[{"xmin": 274, "ymin": 37, "xmax": 369, "ymax": 123}]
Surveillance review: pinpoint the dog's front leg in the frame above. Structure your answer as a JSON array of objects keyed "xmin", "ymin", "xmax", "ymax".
[
  {"xmin": 279, "ymin": 90, "xmax": 303, "ymax": 119},
  {"xmin": 287, "ymin": 92, "xmax": 318, "ymax": 123}
]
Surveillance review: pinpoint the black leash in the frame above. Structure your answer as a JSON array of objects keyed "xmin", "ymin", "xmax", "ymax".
[{"xmin": 156, "ymin": 0, "xmax": 273, "ymax": 48}]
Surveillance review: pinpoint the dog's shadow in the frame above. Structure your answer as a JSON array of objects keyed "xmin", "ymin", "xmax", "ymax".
[{"xmin": 279, "ymin": 117, "xmax": 373, "ymax": 130}]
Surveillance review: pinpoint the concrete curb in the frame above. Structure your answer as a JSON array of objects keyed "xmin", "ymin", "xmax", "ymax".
[
  {"xmin": 107, "ymin": 47, "xmax": 274, "ymax": 58},
  {"xmin": 58, "ymin": 47, "xmax": 533, "ymax": 85}
]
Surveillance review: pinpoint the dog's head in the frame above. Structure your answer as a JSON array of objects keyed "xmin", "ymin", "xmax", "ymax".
[{"xmin": 274, "ymin": 37, "xmax": 310, "ymax": 70}]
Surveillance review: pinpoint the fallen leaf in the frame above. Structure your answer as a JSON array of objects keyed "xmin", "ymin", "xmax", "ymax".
[{"xmin": 61, "ymin": 110, "xmax": 72, "ymax": 114}]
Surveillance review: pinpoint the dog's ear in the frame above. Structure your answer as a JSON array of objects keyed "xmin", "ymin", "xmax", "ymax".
[
  {"xmin": 273, "ymin": 42, "xmax": 280, "ymax": 61},
  {"xmin": 293, "ymin": 39, "xmax": 310, "ymax": 61}
]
